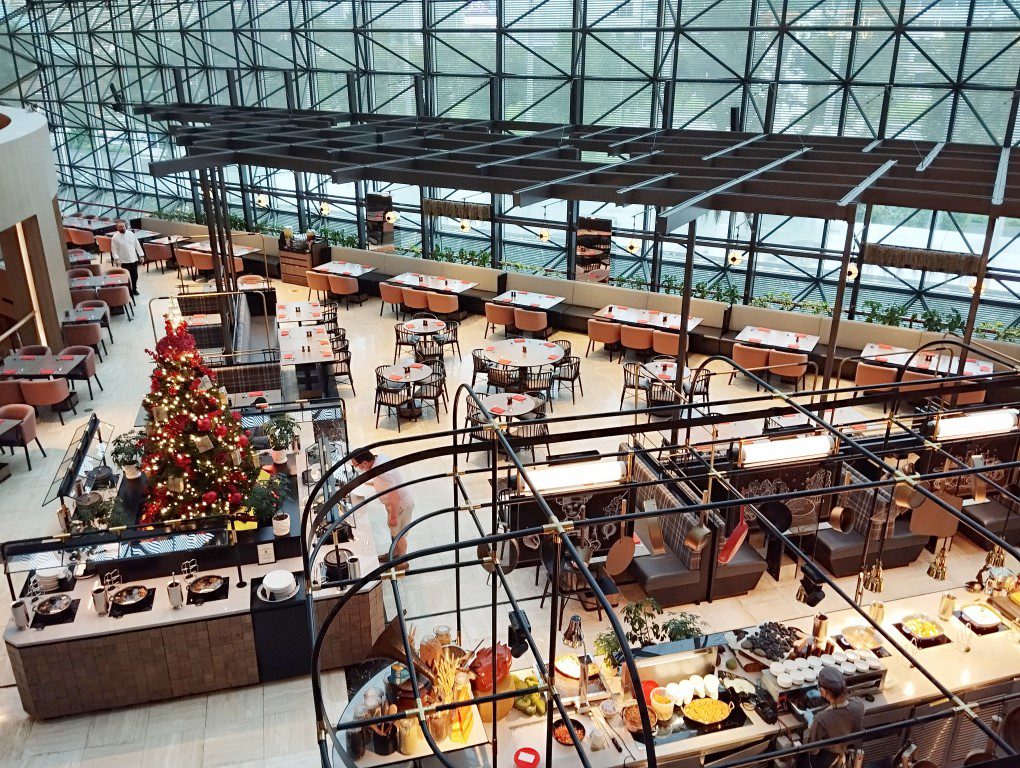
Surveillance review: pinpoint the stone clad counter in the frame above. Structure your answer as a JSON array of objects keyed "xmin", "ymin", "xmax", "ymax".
[{"xmin": 5, "ymin": 515, "xmax": 384, "ymax": 719}]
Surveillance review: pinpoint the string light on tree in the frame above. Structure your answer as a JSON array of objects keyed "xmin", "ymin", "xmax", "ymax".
[{"xmin": 139, "ymin": 319, "xmax": 260, "ymax": 523}]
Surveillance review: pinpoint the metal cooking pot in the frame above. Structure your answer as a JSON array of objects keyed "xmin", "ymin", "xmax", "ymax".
[
  {"xmin": 323, "ymin": 548, "xmax": 352, "ymax": 582},
  {"xmin": 111, "ymin": 585, "xmax": 149, "ymax": 606},
  {"xmin": 188, "ymin": 575, "xmax": 225, "ymax": 595},
  {"xmin": 35, "ymin": 594, "xmax": 72, "ymax": 616}
]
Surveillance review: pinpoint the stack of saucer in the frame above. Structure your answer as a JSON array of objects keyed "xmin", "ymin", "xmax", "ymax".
[
  {"xmin": 36, "ymin": 567, "xmax": 67, "ymax": 593},
  {"xmin": 259, "ymin": 570, "xmax": 298, "ymax": 601}
]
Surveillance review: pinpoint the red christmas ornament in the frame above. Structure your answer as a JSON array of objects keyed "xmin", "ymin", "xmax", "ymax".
[
  {"xmin": 229, "ymin": 492, "xmax": 243, "ymax": 505},
  {"xmin": 203, "ymin": 490, "xmax": 218, "ymax": 504},
  {"xmin": 175, "ymin": 454, "xmax": 191, "ymax": 468},
  {"xmin": 197, "ymin": 417, "xmax": 212, "ymax": 432},
  {"xmin": 214, "ymin": 424, "xmax": 228, "ymax": 437},
  {"xmin": 232, "ymin": 412, "xmax": 241, "ymax": 421},
  {"xmin": 190, "ymin": 378, "xmax": 202, "ymax": 391},
  {"xmin": 237, "ymin": 434, "xmax": 249, "ymax": 447}
]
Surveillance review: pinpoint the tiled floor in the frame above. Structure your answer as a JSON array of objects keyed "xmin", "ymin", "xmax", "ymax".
[{"xmin": 0, "ymin": 264, "xmax": 991, "ymax": 767}]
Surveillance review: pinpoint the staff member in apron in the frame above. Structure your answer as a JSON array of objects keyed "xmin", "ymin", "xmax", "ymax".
[{"xmin": 800, "ymin": 666, "xmax": 864, "ymax": 768}]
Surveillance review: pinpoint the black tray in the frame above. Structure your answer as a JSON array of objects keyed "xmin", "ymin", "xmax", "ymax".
[
  {"xmin": 187, "ymin": 577, "xmax": 230, "ymax": 605},
  {"xmin": 953, "ymin": 611, "xmax": 1009, "ymax": 636},
  {"xmin": 893, "ymin": 622, "xmax": 951, "ymax": 648},
  {"xmin": 834, "ymin": 634, "xmax": 891, "ymax": 658},
  {"xmin": 31, "ymin": 598, "xmax": 81, "ymax": 628}
]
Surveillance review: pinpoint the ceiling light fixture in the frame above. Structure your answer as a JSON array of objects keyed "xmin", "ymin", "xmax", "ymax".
[
  {"xmin": 384, "ymin": 209, "xmax": 399, "ymax": 224},
  {"xmin": 933, "ymin": 409, "xmax": 1018, "ymax": 441},
  {"xmin": 737, "ymin": 434, "xmax": 836, "ymax": 468},
  {"xmin": 727, "ymin": 251, "xmax": 743, "ymax": 266},
  {"xmin": 846, "ymin": 263, "xmax": 859, "ymax": 281},
  {"xmin": 319, "ymin": 202, "xmax": 330, "ymax": 216},
  {"xmin": 255, "ymin": 194, "xmax": 269, "ymax": 208},
  {"xmin": 459, "ymin": 218, "xmax": 471, "ymax": 232}
]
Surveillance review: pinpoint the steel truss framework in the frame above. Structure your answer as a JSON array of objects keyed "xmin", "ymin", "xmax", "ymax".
[
  {"xmin": 2, "ymin": 0, "xmax": 1020, "ymax": 322},
  {"xmin": 303, "ymin": 348, "xmax": 1020, "ymax": 768}
]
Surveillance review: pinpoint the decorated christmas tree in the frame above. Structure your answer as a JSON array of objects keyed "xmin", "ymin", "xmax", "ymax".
[{"xmin": 139, "ymin": 319, "xmax": 260, "ymax": 523}]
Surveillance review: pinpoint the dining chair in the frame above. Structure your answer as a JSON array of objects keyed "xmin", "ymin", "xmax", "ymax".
[
  {"xmin": 414, "ymin": 367, "xmax": 447, "ymax": 422},
  {"xmin": 0, "ymin": 379, "xmax": 25, "ymax": 407},
  {"xmin": 70, "ymin": 288, "xmax": 98, "ymax": 306},
  {"xmin": 329, "ymin": 348, "xmax": 356, "ymax": 395},
  {"xmin": 484, "ymin": 302, "xmax": 515, "ymax": 338},
  {"xmin": 586, "ymin": 319, "xmax": 621, "ymax": 361},
  {"xmin": 552, "ymin": 356, "xmax": 583, "ymax": 403},
  {"xmin": 95, "ymin": 235, "xmax": 113, "ymax": 263},
  {"xmin": 414, "ymin": 338, "xmax": 443, "ymax": 365},
  {"xmin": 0, "ymin": 404, "xmax": 45, "ymax": 471},
  {"xmin": 374, "ymin": 367, "xmax": 414, "ymax": 432},
  {"xmin": 176, "ymin": 249, "xmax": 195, "ymax": 280},
  {"xmin": 67, "ymin": 268, "xmax": 92, "ymax": 280},
  {"xmin": 513, "ymin": 308, "xmax": 551, "ymax": 339},
  {"xmin": 767, "ymin": 349, "xmax": 810, "ymax": 391},
  {"xmin": 75, "ymin": 300, "xmax": 113, "ymax": 342},
  {"xmin": 426, "ymin": 291, "xmax": 461, "ymax": 321},
  {"xmin": 652, "ymin": 329, "xmax": 681, "ymax": 358},
  {"xmin": 521, "ymin": 365, "xmax": 555, "ymax": 411},
  {"xmin": 59, "ymin": 345, "xmax": 103, "ymax": 399},
  {"xmin": 620, "ymin": 325, "xmax": 654, "ymax": 360},
  {"xmin": 471, "ymin": 349, "xmax": 492, "ymax": 389},
  {"xmin": 379, "ymin": 282, "xmax": 404, "ymax": 317},
  {"xmin": 20, "ymin": 378, "xmax": 77, "ymax": 425},
  {"xmin": 18, "ymin": 345, "xmax": 51, "ymax": 356},
  {"xmin": 486, "ymin": 364, "xmax": 521, "ymax": 394},
  {"xmin": 393, "ymin": 323, "xmax": 418, "ymax": 363},
  {"xmin": 683, "ymin": 366, "xmax": 711, "ymax": 404},
  {"xmin": 328, "ymin": 274, "xmax": 367, "ymax": 309},
  {"xmin": 436, "ymin": 321, "xmax": 462, "ymax": 360},
  {"xmin": 62, "ymin": 322, "xmax": 107, "ymax": 362},
  {"xmin": 142, "ymin": 241, "xmax": 172, "ymax": 273},
  {"xmin": 305, "ymin": 271, "xmax": 331, "ymax": 302},
  {"xmin": 620, "ymin": 361, "xmax": 648, "ymax": 409},
  {"xmin": 68, "ymin": 229, "xmax": 96, "ymax": 250},
  {"xmin": 97, "ymin": 286, "xmax": 134, "ymax": 320},
  {"xmin": 400, "ymin": 287, "xmax": 430, "ymax": 316},
  {"xmin": 729, "ymin": 343, "xmax": 770, "ymax": 390}
]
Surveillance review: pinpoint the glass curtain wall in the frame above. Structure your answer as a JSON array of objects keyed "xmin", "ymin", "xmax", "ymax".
[{"xmin": 1, "ymin": 0, "xmax": 1019, "ymax": 335}]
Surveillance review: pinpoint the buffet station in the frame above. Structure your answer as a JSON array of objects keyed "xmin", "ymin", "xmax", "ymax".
[{"xmin": 2, "ymin": 395, "xmax": 385, "ymax": 720}]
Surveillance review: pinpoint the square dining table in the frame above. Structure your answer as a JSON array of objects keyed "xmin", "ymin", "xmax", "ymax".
[
  {"xmin": 278, "ymin": 325, "xmax": 334, "ymax": 365},
  {"xmin": 595, "ymin": 304, "xmax": 702, "ymax": 332},
  {"xmin": 61, "ymin": 308, "xmax": 106, "ymax": 326},
  {"xmin": 275, "ymin": 301, "xmax": 325, "ymax": 325},
  {"xmin": 1, "ymin": 353, "xmax": 85, "ymax": 379},
  {"xmin": 390, "ymin": 272, "xmax": 477, "ymax": 294},
  {"xmin": 734, "ymin": 325, "xmax": 820, "ymax": 352},
  {"xmin": 492, "ymin": 291, "xmax": 565, "ymax": 310},
  {"xmin": 314, "ymin": 261, "xmax": 376, "ymax": 278},
  {"xmin": 69, "ymin": 274, "xmax": 130, "ymax": 290}
]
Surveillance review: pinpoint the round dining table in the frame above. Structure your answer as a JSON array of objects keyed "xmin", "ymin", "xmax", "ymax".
[
  {"xmin": 483, "ymin": 338, "xmax": 564, "ymax": 367},
  {"xmin": 641, "ymin": 360, "xmax": 686, "ymax": 382},
  {"xmin": 403, "ymin": 318, "xmax": 446, "ymax": 336},
  {"xmin": 380, "ymin": 360, "xmax": 433, "ymax": 417},
  {"xmin": 479, "ymin": 393, "xmax": 535, "ymax": 418}
]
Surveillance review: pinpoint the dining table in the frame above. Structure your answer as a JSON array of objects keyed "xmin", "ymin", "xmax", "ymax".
[
  {"xmin": 67, "ymin": 250, "xmax": 93, "ymax": 266},
  {"xmin": 69, "ymin": 274, "xmax": 130, "ymax": 290},
  {"xmin": 402, "ymin": 318, "xmax": 446, "ymax": 336},
  {"xmin": 314, "ymin": 261, "xmax": 376, "ymax": 278},
  {"xmin": 483, "ymin": 338, "xmax": 564, "ymax": 367},
  {"xmin": 129, "ymin": 229, "xmax": 164, "ymax": 241},
  {"xmin": 228, "ymin": 389, "xmax": 283, "ymax": 409},
  {"xmin": 278, "ymin": 324, "xmax": 334, "ymax": 365},
  {"xmin": 492, "ymin": 291, "xmax": 565, "ymax": 310},
  {"xmin": 0, "ymin": 419, "xmax": 20, "ymax": 483},
  {"xmin": 181, "ymin": 313, "xmax": 222, "ymax": 328},
  {"xmin": 734, "ymin": 325, "xmax": 820, "ymax": 352},
  {"xmin": 148, "ymin": 235, "xmax": 192, "ymax": 246},
  {"xmin": 275, "ymin": 301, "xmax": 324, "ymax": 325},
  {"xmin": 380, "ymin": 360, "xmax": 432, "ymax": 417},
  {"xmin": 860, "ymin": 343, "xmax": 994, "ymax": 376},
  {"xmin": 479, "ymin": 392, "xmax": 535, "ymax": 418},
  {"xmin": 179, "ymin": 241, "xmax": 262, "ymax": 258},
  {"xmin": 62, "ymin": 217, "xmax": 115, "ymax": 233},
  {"xmin": 640, "ymin": 360, "xmax": 687, "ymax": 382},
  {"xmin": 61, "ymin": 308, "xmax": 106, "ymax": 326},
  {"xmin": 595, "ymin": 304, "xmax": 703, "ymax": 332},
  {"xmin": 1, "ymin": 353, "xmax": 85, "ymax": 379},
  {"xmin": 390, "ymin": 272, "xmax": 477, "ymax": 294}
]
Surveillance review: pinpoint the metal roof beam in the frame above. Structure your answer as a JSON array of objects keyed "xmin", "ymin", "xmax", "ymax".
[
  {"xmin": 512, "ymin": 151, "xmax": 662, "ymax": 206},
  {"xmin": 916, "ymin": 142, "xmax": 945, "ymax": 172},
  {"xmin": 700, "ymin": 133, "xmax": 767, "ymax": 161},
  {"xmin": 655, "ymin": 147, "xmax": 812, "ymax": 233},
  {"xmin": 838, "ymin": 160, "xmax": 898, "ymax": 207},
  {"xmin": 993, "ymin": 147, "xmax": 1011, "ymax": 207}
]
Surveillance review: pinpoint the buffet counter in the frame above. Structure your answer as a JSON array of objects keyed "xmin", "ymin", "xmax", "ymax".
[{"xmin": 4, "ymin": 510, "xmax": 385, "ymax": 719}]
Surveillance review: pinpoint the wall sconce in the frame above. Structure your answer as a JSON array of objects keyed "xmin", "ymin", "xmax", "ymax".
[
  {"xmin": 459, "ymin": 218, "xmax": 471, "ymax": 232},
  {"xmin": 933, "ymin": 409, "xmax": 1018, "ymax": 441},
  {"xmin": 519, "ymin": 459, "xmax": 626, "ymax": 495},
  {"xmin": 319, "ymin": 202, "xmax": 331, "ymax": 216},
  {"xmin": 384, "ymin": 209, "xmax": 399, "ymax": 224},
  {"xmin": 626, "ymin": 238, "xmax": 640, "ymax": 254},
  {"xmin": 727, "ymin": 251, "xmax": 743, "ymax": 266},
  {"xmin": 255, "ymin": 194, "xmax": 269, "ymax": 209},
  {"xmin": 737, "ymin": 434, "xmax": 836, "ymax": 468},
  {"xmin": 846, "ymin": 263, "xmax": 859, "ymax": 281},
  {"xmin": 538, "ymin": 227, "xmax": 551, "ymax": 242}
]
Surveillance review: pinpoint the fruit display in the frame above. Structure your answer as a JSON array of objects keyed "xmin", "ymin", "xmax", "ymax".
[
  {"xmin": 512, "ymin": 674, "xmax": 546, "ymax": 717},
  {"xmin": 902, "ymin": 614, "xmax": 943, "ymax": 640},
  {"xmin": 739, "ymin": 622, "xmax": 800, "ymax": 661}
]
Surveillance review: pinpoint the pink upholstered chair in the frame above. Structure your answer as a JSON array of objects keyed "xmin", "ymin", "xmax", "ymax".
[
  {"xmin": 18, "ymin": 345, "xmax": 51, "ymax": 357},
  {"xmin": 142, "ymin": 241, "xmax": 172, "ymax": 273},
  {"xmin": 68, "ymin": 229, "xmax": 96, "ymax": 249},
  {"xmin": 20, "ymin": 378, "xmax": 76, "ymax": 425},
  {"xmin": 767, "ymin": 349, "xmax": 810, "ymax": 390},
  {"xmin": 62, "ymin": 322, "xmax": 107, "ymax": 361},
  {"xmin": 0, "ymin": 404, "xmax": 45, "ymax": 470},
  {"xmin": 379, "ymin": 282, "xmax": 404, "ymax": 317},
  {"xmin": 305, "ymin": 271, "xmax": 331, "ymax": 301},
  {"xmin": 67, "ymin": 268, "xmax": 92, "ymax": 280},
  {"xmin": 729, "ymin": 343, "xmax": 770, "ymax": 390},
  {"xmin": 619, "ymin": 325, "xmax": 653, "ymax": 358},
  {"xmin": 95, "ymin": 235, "xmax": 113, "ymax": 262},
  {"xmin": 401, "ymin": 287, "xmax": 430, "ymax": 316},
  {"xmin": 97, "ymin": 285, "xmax": 134, "ymax": 320},
  {"xmin": 426, "ymin": 291, "xmax": 460, "ymax": 320},
  {"xmin": 103, "ymin": 266, "xmax": 130, "ymax": 279},
  {"xmin": 513, "ymin": 308, "xmax": 551, "ymax": 339},
  {"xmin": 586, "ymin": 319, "xmax": 621, "ymax": 361},
  {"xmin": 192, "ymin": 252, "xmax": 214, "ymax": 273},
  {"xmin": 328, "ymin": 274, "xmax": 366, "ymax": 309},
  {"xmin": 59, "ymin": 345, "xmax": 103, "ymax": 400},
  {"xmin": 0, "ymin": 379, "xmax": 25, "ymax": 406},
  {"xmin": 854, "ymin": 362, "xmax": 898, "ymax": 413},
  {"xmin": 651, "ymin": 329, "xmax": 681, "ymax": 358},
  {"xmin": 63, "ymin": 227, "xmax": 74, "ymax": 245},
  {"xmin": 70, "ymin": 288, "xmax": 98, "ymax": 306},
  {"xmin": 76, "ymin": 299, "xmax": 113, "ymax": 342},
  {"xmin": 484, "ymin": 302, "xmax": 515, "ymax": 338},
  {"xmin": 176, "ymin": 249, "xmax": 195, "ymax": 279}
]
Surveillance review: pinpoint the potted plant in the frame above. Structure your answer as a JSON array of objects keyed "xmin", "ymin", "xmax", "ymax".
[
  {"xmin": 244, "ymin": 474, "xmax": 292, "ymax": 530},
  {"xmin": 593, "ymin": 598, "xmax": 704, "ymax": 671},
  {"xmin": 110, "ymin": 430, "xmax": 145, "ymax": 479},
  {"xmin": 264, "ymin": 414, "xmax": 297, "ymax": 464}
]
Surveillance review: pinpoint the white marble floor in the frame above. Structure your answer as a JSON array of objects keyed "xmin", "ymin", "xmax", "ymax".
[{"xmin": 0, "ymin": 264, "xmax": 993, "ymax": 767}]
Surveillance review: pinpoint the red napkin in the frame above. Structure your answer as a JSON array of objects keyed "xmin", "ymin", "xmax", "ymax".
[
  {"xmin": 548, "ymin": 355, "xmax": 558, "ymax": 361},
  {"xmin": 512, "ymin": 395, "xmax": 526, "ymax": 402},
  {"xmin": 314, "ymin": 328, "xmax": 325, "ymax": 334},
  {"xmin": 966, "ymin": 358, "xmax": 976, "ymax": 363},
  {"xmin": 410, "ymin": 363, "xmax": 423, "ymax": 369},
  {"xmin": 341, "ymin": 271, "xmax": 350, "ymax": 276},
  {"xmin": 490, "ymin": 407, "xmax": 505, "ymax": 415},
  {"xmin": 637, "ymin": 319, "xmax": 648, "ymax": 324},
  {"xmin": 59, "ymin": 356, "xmax": 74, "ymax": 361},
  {"xmin": 277, "ymin": 314, "xmax": 286, "ymax": 320},
  {"xmin": 512, "ymin": 339, "xmax": 525, "ymax": 344},
  {"xmin": 498, "ymin": 297, "xmax": 510, "ymax": 302},
  {"xmin": 658, "ymin": 374, "xmax": 669, "ymax": 380},
  {"xmin": 875, "ymin": 356, "xmax": 887, "ymax": 362},
  {"xmin": 319, "ymin": 340, "xmax": 329, "ymax": 346},
  {"xmin": 249, "ymin": 391, "xmax": 264, "ymax": 397},
  {"xmin": 787, "ymin": 343, "xmax": 799, "ymax": 349},
  {"xmin": 498, "ymin": 359, "xmax": 511, "ymax": 365},
  {"xmin": 530, "ymin": 303, "xmax": 539, "ymax": 307},
  {"xmin": 20, "ymin": 355, "xmax": 36, "ymax": 360},
  {"xmin": 311, "ymin": 302, "xmax": 319, "ymax": 307},
  {"xmin": 757, "ymin": 327, "xmax": 771, "ymax": 332},
  {"xmin": 748, "ymin": 337, "xmax": 762, "ymax": 344},
  {"xmin": 980, "ymin": 364, "xmax": 991, "ymax": 372},
  {"xmin": 194, "ymin": 314, "xmax": 206, "ymax": 319},
  {"xmin": 485, "ymin": 346, "xmax": 495, "ymax": 351},
  {"xmin": 40, "ymin": 369, "xmax": 55, "ymax": 375},
  {"xmin": 877, "ymin": 343, "xmax": 893, "ymax": 350},
  {"xmin": 3, "ymin": 370, "xmax": 15, "ymax": 375},
  {"xmin": 669, "ymin": 325, "xmax": 681, "ymax": 330},
  {"xmin": 280, "ymin": 331, "xmax": 290, "ymax": 337},
  {"xmin": 795, "ymin": 333, "xmax": 807, "ymax": 339},
  {"xmin": 388, "ymin": 375, "xmax": 403, "ymax": 381},
  {"xmin": 543, "ymin": 342, "xmax": 555, "ymax": 347},
  {"xmin": 311, "ymin": 312, "xmax": 321, "ymax": 318},
  {"xmin": 851, "ymin": 423, "xmax": 866, "ymax": 431},
  {"xmin": 283, "ymin": 354, "xmax": 294, "ymax": 360},
  {"xmin": 545, "ymin": 295, "xmax": 556, "ymax": 299},
  {"xmin": 277, "ymin": 303, "xmax": 286, "ymax": 308},
  {"xmin": 321, "ymin": 351, "xmax": 331, "ymax": 358}
]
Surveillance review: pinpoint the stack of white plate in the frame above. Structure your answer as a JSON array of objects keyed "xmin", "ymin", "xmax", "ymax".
[
  {"xmin": 259, "ymin": 570, "xmax": 298, "ymax": 602},
  {"xmin": 36, "ymin": 567, "xmax": 67, "ymax": 593}
]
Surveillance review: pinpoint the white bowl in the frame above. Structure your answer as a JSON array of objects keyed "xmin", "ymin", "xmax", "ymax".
[
  {"xmin": 791, "ymin": 671, "xmax": 806, "ymax": 686},
  {"xmin": 832, "ymin": 651, "xmax": 847, "ymax": 664},
  {"xmin": 777, "ymin": 673, "xmax": 792, "ymax": 689},
  {"xmin": 854, "ymin": 659, "xmax": 870, "ymax": 673},
  {"xmin": 840, "ymin": 662, "xmax": 856, "ymax": 675},
  {"xmin": 867, "ymin": 657, "xmax": 882, "ymax": 670},
  {"xmin": 769, "ymin": 662, "xmax": 785, "ymax": 676},
  {"xmin": 845, "ymin": 652, "xmax": 859, "ymax": 664},
  {"xmin": 806, "ymin": 656, "xmax": 823, "ymax": 669},
  {"xmin": 804, "ymin": 669, "xmax": 818, "ymax": 683},
  {"xmin": 793, "ymin": 658, "xmax": 809, "ymax": 670},
  {"xmin": 263, "ymin": 569, "xmax": 296, "ymax": 595},
  {"xmin": 819, "ymin": 654, "xmax": 835, "ymax": 666}
]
